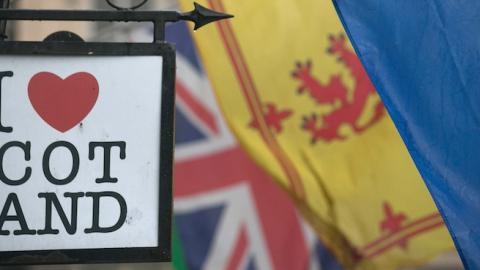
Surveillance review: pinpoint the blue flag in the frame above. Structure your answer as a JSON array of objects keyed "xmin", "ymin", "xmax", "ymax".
[{"xmin": 333, "ymin": 1, "xmax": 480, "ymax": 269}]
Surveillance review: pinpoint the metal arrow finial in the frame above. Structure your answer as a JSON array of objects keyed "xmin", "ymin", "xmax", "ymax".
[{"xmin": 179, "ymin": 2, "xmax": 233, "ymax": 30}]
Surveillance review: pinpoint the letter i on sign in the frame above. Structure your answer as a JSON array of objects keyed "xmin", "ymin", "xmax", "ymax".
[{"xmin": 0, "ymin": 71, "xmax": 13, "ymax": 133}]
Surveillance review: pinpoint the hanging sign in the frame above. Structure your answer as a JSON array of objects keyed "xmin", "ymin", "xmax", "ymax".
[{"xmin": 0, "ymin": 42, "xmax": 174, "ymax": 265}]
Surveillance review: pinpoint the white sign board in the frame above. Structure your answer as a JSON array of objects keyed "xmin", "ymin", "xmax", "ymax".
[{"xmin": 0, "ymin": 43, "xmax": 174, "ymax": 264}]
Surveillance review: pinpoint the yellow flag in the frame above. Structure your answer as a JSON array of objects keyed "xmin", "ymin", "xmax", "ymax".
[{"xmin": 178, "ymin": 0, "xmax": 455, "ymax": 269}]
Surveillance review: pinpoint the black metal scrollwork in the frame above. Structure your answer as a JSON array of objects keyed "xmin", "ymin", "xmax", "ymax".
[{"xmin": 106, "ymin": 0, "xmax": 149, "ymax": 11}]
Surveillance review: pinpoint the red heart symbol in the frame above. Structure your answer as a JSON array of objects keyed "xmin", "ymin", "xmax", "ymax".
[{"xmin": 28, "ymin": 72, "xmax": 99, "ymax": 133}]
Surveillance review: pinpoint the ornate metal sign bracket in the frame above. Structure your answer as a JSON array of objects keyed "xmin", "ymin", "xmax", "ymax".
[{"xmin": 0, "ymin": 0, "xmax": 232, "ymax": 42}]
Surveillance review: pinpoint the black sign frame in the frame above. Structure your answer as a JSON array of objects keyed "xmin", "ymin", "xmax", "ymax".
[{"xmin": 0, "ymin": 41, "xmax": 175, "ymax": 265}]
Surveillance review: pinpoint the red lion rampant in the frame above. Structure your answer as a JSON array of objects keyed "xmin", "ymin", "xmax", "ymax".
[{"xmin": 292, "ymin": 34, "xmax": 385, "ymax": 143}]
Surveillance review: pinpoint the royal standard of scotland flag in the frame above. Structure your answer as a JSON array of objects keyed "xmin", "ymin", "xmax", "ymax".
[
  {"xmin": 334, "ymin": 1, "xmax": 480, "ymax": 269},
  {"xmin": 178, "ymin": 0, "xmax": 456, "ymax": 269}
]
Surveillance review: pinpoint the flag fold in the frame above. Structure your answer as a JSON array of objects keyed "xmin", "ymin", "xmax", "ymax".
[{"xmin": 334, "ymin": 1, "xmax": 480, "ymax": 269}]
